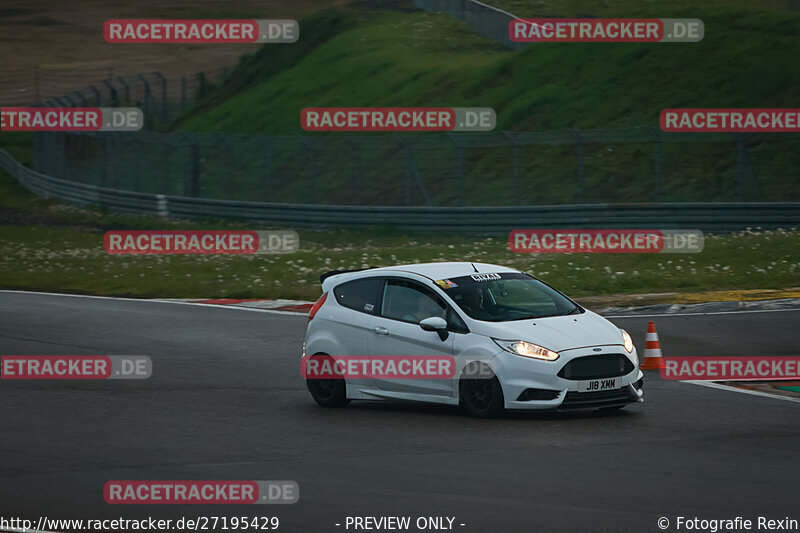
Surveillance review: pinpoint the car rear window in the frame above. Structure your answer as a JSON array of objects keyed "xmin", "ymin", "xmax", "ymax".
[{"xmin": 333, "ymin": 277, "xmax": 382, "ymax": 314}]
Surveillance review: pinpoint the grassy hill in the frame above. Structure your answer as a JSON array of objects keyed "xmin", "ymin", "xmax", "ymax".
[
  {"xmin": 156, "ymin": 1, "xmax": 800, "ymax": 206},
  {"xmin": 176, "ymin": 1, "xmax": 800, "ymax": 134},
  {"xmin": 7, "ymin": 1, "xmax": 798, "ymax": 207}
]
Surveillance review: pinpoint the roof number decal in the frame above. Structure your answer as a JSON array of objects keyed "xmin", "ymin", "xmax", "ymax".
[{"xmin": 471, "ymin": 273, "xmax": 501, "ymax": 282}]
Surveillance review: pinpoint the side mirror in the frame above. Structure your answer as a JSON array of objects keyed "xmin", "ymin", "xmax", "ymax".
[{"xmin": 419, "ymin": 317, "xmax": 449, "ymax": 341}]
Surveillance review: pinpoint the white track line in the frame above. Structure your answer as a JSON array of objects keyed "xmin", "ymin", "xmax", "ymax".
[
  {"xmin": 683, "ymin": 380, "xmax": 800, "ymax": 404},
  {"xmin": 0, "ymin": 289, "xmax": 307, "ymax": 317},
  {"xmin": 2, "ymin": 289, "xmax": 799, "ymax": 320},
  {"xmin": 604, "ymin": 308, "xmax": 800, "ymax": 318}
]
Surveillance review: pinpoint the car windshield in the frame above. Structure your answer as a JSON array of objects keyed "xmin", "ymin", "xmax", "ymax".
[{"xmin": 434, "ymin": 272, "xmax": 582, "ymax": 322}]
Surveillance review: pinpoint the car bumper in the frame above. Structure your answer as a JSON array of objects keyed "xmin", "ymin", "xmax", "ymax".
[{"xmin": 491, "ymin": 347, "xmax": 644, "ymax": 410}]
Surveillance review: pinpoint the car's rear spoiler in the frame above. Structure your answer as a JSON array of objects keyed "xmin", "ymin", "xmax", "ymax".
[{"xmin": 319, "ymin": 267, "xmax": 377, "ymax": 285}]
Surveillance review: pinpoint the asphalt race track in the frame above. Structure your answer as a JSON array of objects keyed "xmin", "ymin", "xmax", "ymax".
[{"xmin": 1, "ymin": 291, "xmax": 798, "ymax": 533}]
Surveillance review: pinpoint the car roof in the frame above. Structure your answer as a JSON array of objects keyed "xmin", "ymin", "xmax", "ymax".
[{"xmin": 322, "ymin": 262, "xmax": 521, "ymax": 289}]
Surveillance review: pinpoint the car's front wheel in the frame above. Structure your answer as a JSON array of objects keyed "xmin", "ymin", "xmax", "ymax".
[{"xmin": 459, "ymin": 367, "xmax": 504, "ymax": 418}]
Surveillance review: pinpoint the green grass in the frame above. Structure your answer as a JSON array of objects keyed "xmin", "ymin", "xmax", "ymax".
[
  {"xmin": 2, "ymin": 170, "xmax": 799, "ymax": 301},
  {"xmin": 2, "ymin": 222, "xmax": 799, "ymax": 301},
  {"xmin": 176, "ymin": 9, "xmax": 506, "ymax": 134},
  {"xmin": 0, "ymin": 133, "xmax": 34, "ymax": 165},
  {"xmin": 178, "ymin": 3, "xmax": 800, "ymax": 134}
]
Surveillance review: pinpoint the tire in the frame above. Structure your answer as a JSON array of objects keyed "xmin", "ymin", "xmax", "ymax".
[
  {"xmin": 306, "ymin": 355, "xmax": 350, "ymax": 408},
  {"xmin": 459, "ymin": 369, "xmax": 505, "ymax": 418}
]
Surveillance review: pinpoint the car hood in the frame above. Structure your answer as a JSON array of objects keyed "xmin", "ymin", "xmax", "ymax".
[{"xmin": 469, "ymin": 310, "xmax": 624, "ymax": 353}]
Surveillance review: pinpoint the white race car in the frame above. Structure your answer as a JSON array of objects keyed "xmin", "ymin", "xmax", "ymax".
[{"xmin": 303, "ymin": 262, "xmax": 643, "ymax": 417}]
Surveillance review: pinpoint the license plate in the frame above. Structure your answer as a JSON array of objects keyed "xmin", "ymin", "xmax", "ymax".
[{"xmin": 578, "ymin": 378, "xmax": 618, "ymax": 392}]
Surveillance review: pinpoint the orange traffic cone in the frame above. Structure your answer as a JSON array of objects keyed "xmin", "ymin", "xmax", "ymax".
[{"xmin": 640, "ymin": 321, "xmax": 665, "ymax": 370}]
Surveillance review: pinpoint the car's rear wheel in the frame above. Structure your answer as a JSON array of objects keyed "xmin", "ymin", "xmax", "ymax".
[
  {"xmin": 306, "ymin": 355, "xmax": 349, "ymax": 407},
  {"xmin": 460, "ymin": 367, "xmax": 504, "ymax": 418}
]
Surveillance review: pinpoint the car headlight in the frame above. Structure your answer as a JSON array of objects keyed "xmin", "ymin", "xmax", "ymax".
[
  {"xmin": 493, "ymin": 339, "xmax": 559, "ymax": 361},
  {"xmin": 620, "ymin": 329, "xmax": 634, "ymax": 354}
]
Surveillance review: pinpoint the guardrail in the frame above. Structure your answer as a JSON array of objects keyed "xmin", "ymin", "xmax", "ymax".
[
  {"xmin": 3, "ymin": 149, "xmax": 798, "ymax": 234},
  {"xmin": 413, "ymin": 0, "xmax": 596, "ymax": 50},
  {"xmin": 413, "ymin": 0, "xmax": 527, "ymax": 49}
]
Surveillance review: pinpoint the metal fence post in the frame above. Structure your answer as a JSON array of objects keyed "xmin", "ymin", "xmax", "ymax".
[
  {"xmin": 152, "ymin": 71, "xmax": 168, "ymax": 122},
  {"xmin": 567, "ymin": 128, "xmax": 585, "ymax": 203},
  {"xmin": 394, "ymin": 133, "xmax": 412, "ymax": 206},
  {"xmin": 736, "ymin": 135, "xmax": 745, "ymax": 202},
  {"xmin": 89, "ymin": 85, "xmax": 102, "ymax": 106},
  {"xmin": 103, "ymin": 79, "xmax": 118, "ymax": 107},
  {"xmin": 742, "ymin": 137, "xmax": 762, "ymax": 201},
  {"xmin": 189, "ymin": 143, "xmax": 201, "ymax": 197},
  {"xmin": 344, "ymin": 135, "xmax": 362, "ymax": 204},
  {"xmin": 117, "ymin": 76, "xmax": 130, "ymax": 103},
  {"xmin": 258, "ymin": 136, "xmax": 273, "ymax": 199},
  {"xmin": 197, "ymin": 72, "xmax": 207, "ymax": 100},
  {"xmin": 394, "ymin": 134, "xmax": 432, "ymax": 206},
  {"xmin": 180, "ymin": 76, "xmax": 187, "ymax": 111},
  {"xmin": 298, "ymin": 136, "xmax": 317, "ymax": 203},
  {"xmin": 136, "ymin": 74, "xmax": 153, "ymax": 125},
  {"xmin": 133, "ymin": 135, "xmax": 141, "ymax": 191},
  {"xmin": 33, "ymin": 132, "xmax": 43, "ymax": 172},
  {"xmin": 74, "ymin": 90, "xmax": 88, "ymax": 107},
  {"xmin": 137, "ymin": 74, "xmax": 153, "ymax": 125},
  {"xmin": 34, "ymin": 66, "xmax": 40, "ymax": 103},
  {"xmin": 446, "ymin": 132, "xmax": 466, "ymax": 205},
  {"xmin": 648, "ymin": 126, "xmax": 663, "ymax": 202},
  {"xmin": 502, "ymin": 131, "xmax": 521, "ymax": 205}
]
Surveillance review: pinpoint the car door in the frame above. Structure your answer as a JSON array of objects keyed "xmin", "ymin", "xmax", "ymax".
[{"xmin": 368, "ymin": 277, "xmax": 456, "ymax": 398}]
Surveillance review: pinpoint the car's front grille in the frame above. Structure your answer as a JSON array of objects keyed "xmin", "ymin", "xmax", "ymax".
[
  {"xmin": 560, "ymin": 387, "xmax": 635, "ymax": 409},
  {"xmin": 557, "ymin": 354, "xmax": 635, "ymax": 380}
]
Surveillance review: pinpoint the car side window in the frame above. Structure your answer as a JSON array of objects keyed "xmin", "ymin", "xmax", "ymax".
[
  {"xmin": 446, "ymin": 306, "xmax": 469, "ymax": 334},
  {"xmin": 381, "ymin": 279, "xmax": 447, "ymax": 324},
  {"xmin": 333, "ymin": 278, "xmax": 382, "ymax": 315}
]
